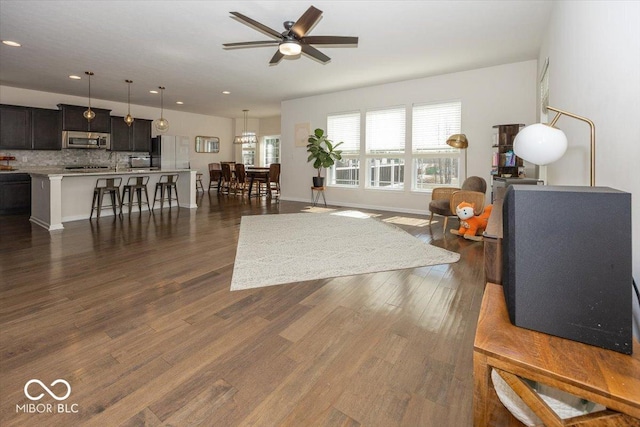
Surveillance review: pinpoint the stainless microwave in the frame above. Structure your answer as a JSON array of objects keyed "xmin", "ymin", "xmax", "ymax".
[{"xmin": 63, "ymin": 131, "xmax": 111, "ymax": 149}]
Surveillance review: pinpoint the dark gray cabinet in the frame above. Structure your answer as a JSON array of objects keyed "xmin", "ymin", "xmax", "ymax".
[
  {"xmin": 58, "ymin": 104, "xmax": 111, "ymax": 132},
  {"xmin": 132, "ymin": 119, "xmax": 152, "ymax": 152},
  {"xmin": 110, "ymin": 116, "xmax": 151, "ymax": 152},
  {"xmin": 0, "ymin": 105, "xmax": 31, "ymax": 149},
  {"xmin": 0, "ymin": 105, "xmax": 61, "ymax": 150},
  {"xmin": 32, "ymin": 108, "xmax": 61, "ymax": 150},
  {"xmin": 0, "ymin": 173, "xmax": 31, "ymax": 215}
]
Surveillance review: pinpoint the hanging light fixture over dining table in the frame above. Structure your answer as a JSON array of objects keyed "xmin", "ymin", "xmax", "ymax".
[{"xmin": 233, "ymin": 109, "xmax": 257, "ymax": 144}]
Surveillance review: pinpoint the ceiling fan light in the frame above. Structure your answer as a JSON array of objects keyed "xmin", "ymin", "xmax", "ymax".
[{"xmin": 279, "ymin": 40, "xmax": 301, "ymax": 56}]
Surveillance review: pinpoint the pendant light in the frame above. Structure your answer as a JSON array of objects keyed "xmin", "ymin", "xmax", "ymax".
[
  {"xmin": 83, "ymin": 71, "xmax": 95, "ymax": 122},
  {"xmin": 233, "ymin": 109, "xmax": 258, "ymax": 144},
  {"xmin": 154, "ymin": 86, "xmax": 169, "ymax": 133},
  {"xmin": 124, "ymin": 79, "xmax": 134, "ymax": 127}
]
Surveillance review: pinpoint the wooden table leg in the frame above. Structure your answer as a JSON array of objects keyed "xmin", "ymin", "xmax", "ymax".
[{"xmin": 473, "ymin": 352, "xmax": 491, "ymax": 427}]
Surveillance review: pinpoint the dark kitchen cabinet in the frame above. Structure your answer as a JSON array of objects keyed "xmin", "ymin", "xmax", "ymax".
[
  {"xmin": 0, "ymin": 173, "xmax": 31, "ymax": 215},
  {"xmin": 110, "ymin": 116, "xmax": 151, "ymax": 152},
  {"xmin": 110, "ymin": 116, "xmax": 131, "ymax": 151},
  {"xmin": 0, "ymin": 105, "xmax": 31, "ymax": 150},
  {"xmin": 58, "ymin": 104, "xmax": 111, "ymax": 132},
  {"xmin": 132, "ymin": 119, "xmax": 152, "ymax": 152},
  {"xmin": 31, "ymin": 108, "xmax": 61, "ymax": 150},
  {"xmin": 0, "ymin": 105, "xmax": 61, "ymax": 150}
]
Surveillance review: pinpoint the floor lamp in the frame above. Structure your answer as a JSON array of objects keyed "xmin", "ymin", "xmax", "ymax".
[
  {"xmin": 513, "ymin": 106, "xmax": 596, "ymax": 186},
  {"xmin": 446, "ymin": 134, "xmax": 469, "ymax": 182}
]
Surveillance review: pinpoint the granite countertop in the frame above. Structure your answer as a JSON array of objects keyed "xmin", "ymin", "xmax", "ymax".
[{"xmin": 1, "ymin": 167, "xmax": 193, "ymax": 177}]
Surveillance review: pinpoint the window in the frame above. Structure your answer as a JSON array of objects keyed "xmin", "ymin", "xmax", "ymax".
[
  {"xmin": 241, "ymin": 133, "xmax": 256, "ymax": 166},
  {"xmin": 412, "ymin": 101, "xmax": 462, "ymax": 190},
  {"xmin": 366, "ymin": 107, "xmax": 406, "ymax": 189},
  {"xmin": 262, "ymin": 136, "xmax": 280, "ymax": 166},
  {"xmin": 327, "ymin": 112, "xmax": 360, "ymax": 186}
]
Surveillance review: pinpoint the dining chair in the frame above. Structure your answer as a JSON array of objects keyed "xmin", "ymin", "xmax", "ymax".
[
  {"xmin": 267, "ymin": 163, "xmax": 281, "ymax": 199},
  {"xmin": 234, "ymin": 163, "xmax": 249, "ymax": 195},
  {"xmin": 220, "ymin": 162, "xmax": 234, "ymax": 194},
  {"xmin": 208, "ymin": 162, "xmax": 222, "ymax": 192}
]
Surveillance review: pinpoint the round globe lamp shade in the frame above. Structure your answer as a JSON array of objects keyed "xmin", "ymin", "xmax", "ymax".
[
  {"xmin": 513, "ymin": 123, "xmax": 568, "ymax": 165},
  {"xmin": 155, "ymin": 118, "xmax": 169, "ymax": 133}
]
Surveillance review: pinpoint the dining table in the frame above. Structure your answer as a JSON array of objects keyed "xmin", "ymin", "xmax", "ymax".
[{"xmin": 245, "ymin": 167, "xmax": 270, "ymax": 197}]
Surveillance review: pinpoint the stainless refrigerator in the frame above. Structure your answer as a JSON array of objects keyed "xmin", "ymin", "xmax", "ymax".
[{"xmin": 150, "ymin": 135, "xmax": 190, "ymax": 169}]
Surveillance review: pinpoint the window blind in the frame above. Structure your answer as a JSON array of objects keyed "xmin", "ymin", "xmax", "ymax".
[
  {"xmin": 412, "ymin": 101, "xmax": 461, "ymax": 152},
  {"xmin": 366, "ymin": 107, "xmax": 406, "ymax": 154},
  {"xmin": 327, "ymin": 112, "xmax": 360, "ymax": 154}
]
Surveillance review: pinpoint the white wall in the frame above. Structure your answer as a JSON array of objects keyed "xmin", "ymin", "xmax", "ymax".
[
  {"xmin": 539, "ymin": 1, "xmax": 640, "ymax": 336},
  {"xmin": 280, "ymin": 60, "xmax": 537, "ymax": 213},
  {"xmin": 260, "ymin": 116, "xmax": 282, "ymax": 137},
  {"xmin": 0, "ymin": 86, "xmax": 234, "ymax": 181}
]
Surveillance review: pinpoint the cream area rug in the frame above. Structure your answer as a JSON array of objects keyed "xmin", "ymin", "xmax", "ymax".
[{"xmin": 230, "ymin": 212, "xmax": 460, "ymax": 291}]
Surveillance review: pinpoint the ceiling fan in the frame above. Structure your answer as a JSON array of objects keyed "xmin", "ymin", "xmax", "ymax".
[{"xmin": 223, "ymin": 5, "xmax": 358, "ymax": 65}]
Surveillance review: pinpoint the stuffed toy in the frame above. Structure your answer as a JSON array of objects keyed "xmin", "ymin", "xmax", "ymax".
[{"xmin": 451, "ymin": 202, "xmax": 493, "ymax": 240}]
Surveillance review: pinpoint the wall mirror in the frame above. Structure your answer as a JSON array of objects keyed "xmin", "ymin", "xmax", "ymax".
[{"xmin": 195, "ymin": 136, "xmax": 220, "ymax": 153}]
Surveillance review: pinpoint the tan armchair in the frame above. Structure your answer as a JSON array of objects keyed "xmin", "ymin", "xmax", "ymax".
[{"xmin": 428, "ymin": 176, "xmax": 487, "ymax": 230}]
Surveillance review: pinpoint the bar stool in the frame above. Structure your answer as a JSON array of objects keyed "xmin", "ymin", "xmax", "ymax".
[
  {"xmin": 120, "ymin": 176, "xmax": 150, "ymax": 215},
  {"xmin": 196, "ymin": 172, "xmax": 204, "ymax": 192},
  {"xmin": 153, "ymin": 174, "xmax": 179, "ymax": 210},
  {"xmin": 311, "ymin": 186, "xmax": 326, "ymax": 207},
  {"xmin": 90, "ymin": 177, "xmax": 122, "ymax": 219}
]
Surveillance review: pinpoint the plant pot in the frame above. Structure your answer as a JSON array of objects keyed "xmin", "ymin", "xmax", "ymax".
[{"xmin": 313, "ymin": 176, "xmax": 325, "ymax": 187}]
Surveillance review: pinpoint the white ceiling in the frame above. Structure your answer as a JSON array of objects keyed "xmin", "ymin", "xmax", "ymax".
[{"xmin": 0, "ymin": 1, "xmax": 552, "ymax": 119}]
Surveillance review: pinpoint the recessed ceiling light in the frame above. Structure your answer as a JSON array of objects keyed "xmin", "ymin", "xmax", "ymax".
[
  {"xmin": 69, "ymin": 75, "xmax": 81, "ymax": 80},
  {"xmin": 222, "ymin": 91, "xmax": 231, "ymax": 95},
  {"xmin": 176, "ymin": 101, "xmax": 184, "ymax": 105},
  {"xmin": 2, "ymin": 40, "xmax": 21, "ymax": 47},
  {"xmin": 149, "ymin": 90, "xmax": 158, "ymax": 94}
]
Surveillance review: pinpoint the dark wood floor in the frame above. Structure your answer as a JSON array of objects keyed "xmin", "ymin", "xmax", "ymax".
[{"xmin": 0, "ymin": 192, "xmax": 487, "ymax": 426}]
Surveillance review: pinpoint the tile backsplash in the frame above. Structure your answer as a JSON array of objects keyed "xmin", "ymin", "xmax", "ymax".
[{"xmin": 0, "ymin": 149, "xmax": 149, "ymax": 169}]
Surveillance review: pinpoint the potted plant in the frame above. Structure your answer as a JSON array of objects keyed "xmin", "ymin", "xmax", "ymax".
[{"xmin": 306, "ymin": 128, "xmax": 343, "ymax": 187}]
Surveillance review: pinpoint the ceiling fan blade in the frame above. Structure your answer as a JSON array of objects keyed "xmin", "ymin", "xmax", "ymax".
[
  {"xmin": 223, "ymin": 40, "xmax": 280, "ymax": 48},
  {"xmin": 290, "ymin": 6, "xmax": 322, "ymax": 38},
  {"xmin": 230, "ymin": 11, "xmax": 283, "ymax": 40},
  {"xmin": 269, "ymin": 50, "xmax": 284, "ymax": 65},
  {"xmin": 302, "ymin": 36, "xmax": 358, "ymax": 45},
  {"xmin": 301, "ymin": 44, "xmax": 330, "ymax": 63}
]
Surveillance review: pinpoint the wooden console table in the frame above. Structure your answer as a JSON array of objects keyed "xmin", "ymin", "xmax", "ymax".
[{"xmin": 474, "ymin": 283, "xmax": 640, "ymax": 426}]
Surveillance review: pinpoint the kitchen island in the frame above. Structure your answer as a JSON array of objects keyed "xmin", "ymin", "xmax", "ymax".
[{"xmin": 27, "ymin": 168, "xmax": 196, "ymax": 230}]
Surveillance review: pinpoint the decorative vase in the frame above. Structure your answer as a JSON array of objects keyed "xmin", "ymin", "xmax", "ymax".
[{"xmin": 313, "ymin": 176, "xmax": 325, "ymax": 187}]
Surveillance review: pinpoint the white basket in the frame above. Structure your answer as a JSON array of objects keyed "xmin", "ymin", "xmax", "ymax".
[{"xmin": 491, "ymin": 369, "xmax": 606, "ymax": 426}]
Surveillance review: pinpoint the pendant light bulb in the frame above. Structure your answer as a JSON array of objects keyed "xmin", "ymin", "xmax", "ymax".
[
  {"xmin": 124, "ymin": 79, "xmax": 134, "ymax": 127},
  {"xmin": 83, "ymin": 71, "xmax": 95, "ymax": 122},
  {"xmin": 155, "ymin": 86, "xmax": 169, "ymax": 133}
]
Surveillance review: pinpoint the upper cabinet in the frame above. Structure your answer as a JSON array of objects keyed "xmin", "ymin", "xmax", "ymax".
[
  {"xmin": 132, "ymin": 119, "xmax": 152, "ymax": 152},
  {"xmin": 110, "ymin": 116, "xmax": 152, "ymax": 152},
  {"xmin": 58, "ymin": 104, "xmax": 111, "ymax": 133},
  {"xmin": 0, "ymin": 104, "xmax": 61, "ymax": 150},
  {"xmin": 31, "ymin": 108, "xmax": 61, "ymax": 150},
  {"xmin": 0, "ymin": 105, "xmax": 31, "ymax": 149}
]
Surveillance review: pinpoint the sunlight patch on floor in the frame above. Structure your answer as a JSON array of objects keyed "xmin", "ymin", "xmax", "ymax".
[
  {"xmin": 383, "ymin": 216, "xmax": 432, "ymax": 227},
  {"xmin": 301, "ymin": 206, "xmax": 336, "ymax": 213}
]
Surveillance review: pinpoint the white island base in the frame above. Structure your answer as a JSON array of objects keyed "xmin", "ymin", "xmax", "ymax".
[{"xmin": 29, "ymin": 169, "xmax": 197, "ymax": 231}]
